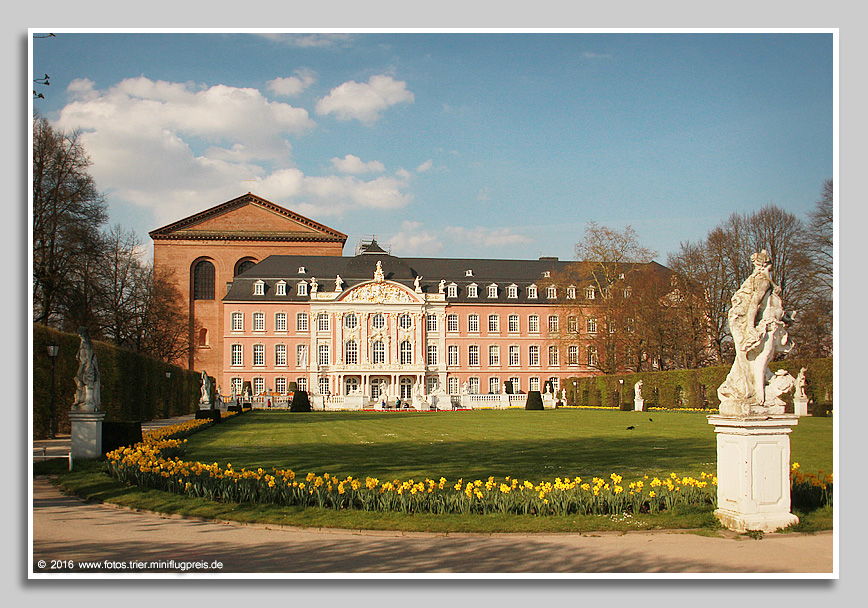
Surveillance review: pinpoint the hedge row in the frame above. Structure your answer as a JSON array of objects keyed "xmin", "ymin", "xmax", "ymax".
[
  {"xmin": 33, "ymin": 324, "xmax": 201, "ymax": 439},
  {"xmin": 564, "ymin": 357, "xmax": 832, "ymax": 411}
]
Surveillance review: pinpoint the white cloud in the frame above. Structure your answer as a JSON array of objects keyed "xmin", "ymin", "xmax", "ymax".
[
  {"xmin": 331, "ymin": 154, "xmax": 386, "ymax": 174},
  {"xmin": 416, "ymin": 159, "xmax": 433, "ymax": 173},
  {"xmin": 267, "ymin": 69, "xmax": 316, "ymax": 97},
  {"xmin": 315, "ymin": 75, "xmax": 414, "ymax": 124},
  {"xmin": 258, "ymin": 33, "xmax": 355, "ymax": 48},
  {"xmin": 386, "ymin": 221, "xmax": 444, "ymax": 256},
  {"xmin": 444, "ymin": 226, "xmax": 533, "ymax": 248}
]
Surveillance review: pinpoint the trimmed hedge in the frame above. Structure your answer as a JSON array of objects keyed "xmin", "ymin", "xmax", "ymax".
[
  {"xmin": 525, "ymin": 390, "xmax": 544, "ymax": 410},
  {"xmin": 564, "ymin": 357, "xmax": 832, "ymax": 411},
  {"xmin": 101, "ymin": 421, "xmax": 143, "ymax": 455},
  {"xmin": 289, "ymin": 390, "xmax": 312, "ymax": 412},
  {"xmin": 33, "ymin": 324, "xmax": 201, "ymax": 439}
]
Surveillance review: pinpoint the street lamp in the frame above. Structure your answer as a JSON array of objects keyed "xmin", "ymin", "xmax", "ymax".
[
  {"xmin": 46, "ymin": 342, "xmax": 59, "ymax": 439},
  {"xmin": 618, "ymin": 378, "xmax": 624, "ymax": 409},
  {"xmin": 164, "ymin": 371, "xmax": 171, "ymax": 418}
]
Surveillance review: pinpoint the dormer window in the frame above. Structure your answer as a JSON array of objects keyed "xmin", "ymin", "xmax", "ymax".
[
  {"xmin": 253, "ymin": 280, "xmax": 265, "ymax": 296},
  {"xmin": 507, "ymin": 284, "xmax": 518, "ymax": 299},
  {"xmin": 465, "ymin": 269, "xmax": 473, "ymax": 277},
  {"xmin": 546, "ymin": 285, "xmax": 557, "ymax": 299},
  {"xmin": 566, "ymin": 286, "xmax": 576, "ymax": 299},
  {"xmin": 585, "ymin": 287, "xmax": 595, "ymax": 299},
  {"xmin": 275, "ymin": 280, "xmax": 286, "ymax": 296},
  {"xmin": 447, "ymin": 283, "xmax": 458, "ymax": 298},
  {"xmin": 527, "ymin": 284, "xmax": 538, "ymax": 299},
  {"xmin": 543, "ymin": 271, "xmax": 551, "ymax": 278},
  {"xmin": 487, "ymin": 284, "xmax": 498, "ymax": 298},
  {"xmin": 297, "ymin": 281, "xmax": 308, "ymax": 296},
  {"xmin": 298, "ymin": 266, "xmax": 307, "ymax": 274},
  {"xmin": 467, "ymin": 283, "xmax": 478, "ymax": 298}
]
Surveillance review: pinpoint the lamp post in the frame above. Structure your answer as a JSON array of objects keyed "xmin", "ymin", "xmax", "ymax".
[
  {"xmin": 618, "ymin": 379, "xmax": 624, "ymax": 409},
  {"xmin": 164, "ymin": 371, "xmax": 171, "ymax": 418},
  {"xmin": 46, "ymin": 342, "xmax": 59, "ymax": 438}
]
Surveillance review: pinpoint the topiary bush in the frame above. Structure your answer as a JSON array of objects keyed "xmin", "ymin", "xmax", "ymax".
[
  {"xmin": 525, "ymin": 390, "xmax": 544, "ymax": 410},
  {"xmin": 290, "ymin": 390, "xmax": 312, "ymax": 412}
]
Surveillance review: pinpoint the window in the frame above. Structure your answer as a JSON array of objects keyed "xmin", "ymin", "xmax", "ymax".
[
  {"xmin": 527, "ymin": 285, "xmax": 538, "ymax": 299},
  {"xmin": 372, "ymin": 313, "xmax": 385, "ymax": 330},
  {"xmin": 548, "ymin": 345, "xmax": 559, "ymax": 366},
  {"xmin": 467, "ymin": 283, "xmax": 478, "ymax": 298},
  {"xmin": 318, "ymin": 343, "xmax": 329, "ymax": 366},
  {"xmin": 568, "ymin": 316, "xmax": 578, "ymax": 333},
  {"xmin": 448, "ymin": 377, "xmax": 459, "ymax": 395},
  {"xmin": 567, "ymin": 286, "xmax": 576, "ymax": 299},
  {"xmin": 192, "ymin": 260, "xmax": 215, "ymax": 300},
  {"xmin": 253, "ymin": 312, "xmax": 265, "ymax": 332},
  {"xmin": 529, "ymin": 345, "xmax": 540, "ymax": 366},
  {"xmin": 468, "ymin": 345, "xmax": 480, "ymax": 366},
  {"xmin": 297, "ymin": 377, "xmax": 307, "ymax": 392},
  {"xmin": 488, "ymin": 314, "xmax": 500, "ymax": 333},
  {"xmin": 230, "ymin": 377, "xmax": 242, "ymax": 395},
  {"xmin": 231, "ymin": 312, "xmax": 243, "ymax": 332},
  {"xmin": 298, "ymin": 266, "xmax": 306, "ymax": 274},
  {"xmin": 587, "ymin": 346, "xmax": 598, "ymax": 367},
  {"xmin": 275, "ymin": 281, "xmax": 286, "ymax": 296},
  {"xmin": 468, "ymin": 314, "xmax": 480, "ymax": 333},
  {"xmin": 489, "ymin": 345, "xmax": 500, "ymax": 366},
  {"xmin": 275, "ymin": 312, "xmax": 287, "ymax": 332},
  {"xmin": 587, "ymin": 318, "xmax": 598, "ymax": 334},
  {"xmin": 275, "ymin": 344, "xmax": 287, "ymax": 366},
  {"xmin": 318, "ymin": 377, "xmax": 330, "ymax": 395},
  {"xmin": 507, "ymin": 285, "xmax": 518, "ymax": 299},
  {"xmin": 275, "ymin": 377, "xmax": 287, "ymax": 394},
  {"xmin": 253, "ymin": 280, "xmax": 265, "ymax": 296},
  {"xmin": 529, "ymin": 377, "xmax": 540, "ymax": 392},
  {"xmin": 488, "ymin": 284, "xmax": 498, "ymax": 298},
  {"xmin": 198, "ymin": 327, "xmax": 209, "ymax": 346},
  {"xmin": 297, "ymin": 344, "xmax": 308, "ymax": 367},
  {"xmin": 543, "ymin": 270, "xmax": 551, "ymax": 278},
  {"xmin": 447, "ymin": 345, "xmax": 459, "ymax": 366},
  {"xmin": 568, "ymin": 346, "xmax": 579, "ymax": 365},
  {"xmin": 344, "ymin": 313, "xmax": 357, "ymax": 329},
  {"xmin": 345, "ymin": 340, "xmax": 358, "ymax": 365},
  {"xmin": 585, "ymin": 286, "xmax": 595, "ymax": 300},
  {"xmin": 465, "ymin": 269, "xmax": 474, "ymax": 277},
  {"xmin": 546, "ymin": 285, "xmax": 557, "ymax": 299},
  {"xmin": 345, "ymin": 377, "xmax": 359, "ymax": 395},
  {"xmin": 399, "ymin": 340, "xmax": 413, "ymax": 365},
  {"xmin": 528, "ymin": 315, "xmax": 539, "ymax": 333},
  {"xmin": 548, "ymin": 315, "xmax": 559, "ymax": 333},
  {"xmin": 297, "ymin": 312, "xmax": 308, "ymax": 332},
  {"xmin": 253, "ymin": 377, "xmax": 265, "ymax": 395},
  {"xmin": 447, "ymin": 314, "xmax": 459, "ymax": 333},
  {"xmin": 231, "ymin": 344, "xmax": 242, "ymax": 366},
  {"xmin": 468, "ymin": 377, "xmax": 480, "ymax": 394},
  {"xmin": 252, "ymin": 344, "xmax": 265, "ymax": 366},
  {"xmin": 447, "ymin": 283, "xmax": 458, "ymax": 298},
  {"xmin": 426, "ymin": 314, "xmax": 438, "ymax": 332},
  {"xmin": 298, "ymin": 282, "xmax": 308, "ymax": 296},
  {"xmin": 489, "ymin": 377, "xmax": 500, "ymax": 394},
  {"xmin": 398, "ymin": 313, "xmax": 412, "ymax": 330},
  {"xmin": 623, "ymin": 287, "xmax": 632, "ymax": 298},
  {"xmin": 508, "ymin": 314, "xmax": 519, "ymax": 333},
  {"xmin": 509, "ymin": 345, "xmax": 519, "ymax": 366},
  {"xmin": 318, "ymin": 313, "xmax": 330, "ymax": 332},
  {"xmin": 372, "ymin": 340, "xmax": 385, "ymax": 364},
  {"xmin": 608, "ymin": 320, "xmax": 616, "ymax": 334},
  {"xmin": 427, "ymin": 344, "xmax": 438, "ymax": 366},
  {"xmin": 509, "ymin": 377, "xmax": 520, "ymax": 393}
]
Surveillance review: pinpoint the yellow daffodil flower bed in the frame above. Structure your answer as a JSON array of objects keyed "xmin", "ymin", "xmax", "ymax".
[
  {"xmin": 790, "ymin": 463, "xmax": 834, "ymax": 510},
  {"xmin": 107, "ymin": 415, "xmax": 720, "ymax": 516}
]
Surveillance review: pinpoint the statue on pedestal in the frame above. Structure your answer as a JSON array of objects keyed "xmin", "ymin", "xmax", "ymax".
[
  {"xmin": 634, "ymin": 380, "xmax": 643, "ymax": 401},
  {"xmin": 309, "ymin": 277, "xmax": 318, "ymax": 294},
  {"xmin": 335, "ymin": 275, "xmax": 344, "ymax": 291},
  {"xmin": 199, "ymin": 370, "xmax": 212, "ymax": 408},
  {"xmin": 718, "ymin": 250, "xmax": 795, "ymax": 417},
  {"xmin": 414, "ymin": 275, "xmax": 423, "ymax": 292},
  {"xmin": 794, "ymin": 367, "xmax": 807, "ymax": 399},
  {"xmin": 374, "ymin": 261, "xmax": 384, "ymax": 283},
  {"xmin": 72, "ymin": 327, "xmax": 101, "ymax": 412}
]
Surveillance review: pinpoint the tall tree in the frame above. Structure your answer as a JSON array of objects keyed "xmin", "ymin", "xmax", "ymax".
[
  {"xmin": 97, "ymin": 224, "xmax": 146, "ymax": 348},
  {"xmin": 32, "ymin": 116, "xmax": 107, "ymax": 328}
]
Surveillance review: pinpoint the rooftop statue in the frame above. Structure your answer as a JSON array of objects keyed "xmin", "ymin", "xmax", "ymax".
[
  {"xmin": 717, "ymin": 250, "xmax": 794, "ymax": 417},
  {"xmin": 374, "ymin": 261, "xmax": 385, "ymax": 283},
  {"xmin": 72, "ymin": 327, "xmax": 101, "ymax": 412}
]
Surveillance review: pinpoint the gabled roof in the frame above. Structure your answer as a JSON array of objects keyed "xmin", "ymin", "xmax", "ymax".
[{"xmin": 148, "ymin": 193, "xmax": 347, "ymax": 243}]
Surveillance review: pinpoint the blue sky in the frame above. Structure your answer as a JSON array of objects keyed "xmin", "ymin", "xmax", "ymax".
[{"xmin": 31, "ymin": 31, "xmax": 834, "ymax": 263}]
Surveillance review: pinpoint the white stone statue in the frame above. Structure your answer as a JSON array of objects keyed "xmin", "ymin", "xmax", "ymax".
[
  {"xmin": 335, "ymin": 275, "xmax": 344, "ymax": 291},
  {"xmin": 634, "ymin": 380, "xmax": 643, "ymax": 401},
  {"xmin": 414, "ymin": 275, "xmax": 423, "ymax": 292},
  {"xmin": 199, "ymin": 370, "xmax": 212, "ymax": 407},
  {"xmin": 500, "ymin": 382, "xmax": 506, "ymax": 394},
  {"xmin": 72, "ymin": 327, "xmax": 101, "ymax": 412},
  {"xmin": 461, "ymin": 381, "xmax": 468, "ymax": 395},
  {"xmin": 309, "ymin": 277, "xmax": 318, "ymax": 293},
  {"xmin": 765, "ymin": 369, "xmax": 796, "ymax": 407},
  {"xmin": 795, "ymin": 367, "xmax": 807, "ymax": 399},
  {"xmin": 374, "ymin": 261, "xmax": 384, "ymax": 283},
  {"xmin": 718, "ymin": 250, "xmax": 794, "ymax": 417},
  {"xmin": 438, "ymin": 279, "xmax": 446, "ymax": 294}
]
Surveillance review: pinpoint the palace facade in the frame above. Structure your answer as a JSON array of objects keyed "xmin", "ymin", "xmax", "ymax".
[{"xmin": 151, "ymin": 193, "xmax": 644, "ymax": 408}]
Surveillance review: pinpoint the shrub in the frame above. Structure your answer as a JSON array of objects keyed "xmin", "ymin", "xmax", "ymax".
[
  {"xmin": 290, "ymin": 390, "xmax": 312, "ymax": 412},
  {"xmin": 525, "ymin": 390, "xmax": 544, "ymax": 410},
  {"xmin": 102, "ymin": 421, "xmax": 143, "ymax": 455},
  {"xmin": 195, "ymin": 409, "xmax": 222, "ymax": 423}
]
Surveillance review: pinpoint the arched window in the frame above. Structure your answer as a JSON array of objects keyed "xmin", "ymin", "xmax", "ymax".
[
  {"xmin": 198, "ymin": 328, "xmax": 208, "ymax": 347},
  {"xmin": 400, "ymin": 340, "xmax": 413, "ymax": 364},
  {"xmin": 372, "ymin": 340, "xmax": 385, "ymax": 364},
  {"xmin": 235, "ymin": 259, "xmax": 256, "ymax": 276},
  {"xmin": 345, "ymin": 340, "xmax": 358, "ymax": 365},
  {"xmin": 193, "ymin": 260, "xmax": 215, "ymax": 300}
]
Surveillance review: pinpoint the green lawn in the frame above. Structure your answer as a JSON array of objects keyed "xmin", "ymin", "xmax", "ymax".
[{"xmin": 182, "ymin": 408, "xmax": 833, "ymax": 483}]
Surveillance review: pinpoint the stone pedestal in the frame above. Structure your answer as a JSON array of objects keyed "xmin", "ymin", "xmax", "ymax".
[
  {"xmin": 708, "ymin": 415, "xmax": 800, "ymax": 533},
  {"xmin": 793, "ymin": 397, "xmax": 809, "ymax": 417},
  {"xmin": 69, "ymin": 411, "xmax": 106, "ymax": 460},
  {"xmin": 634, "ymin": 398, "xmax": 644, "ymax": 412}
]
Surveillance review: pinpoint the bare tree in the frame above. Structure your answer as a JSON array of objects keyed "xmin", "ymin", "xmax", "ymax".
[
  {"xmin": 97, "ymin": 224, "xmax": 146, "ymax": 348},
  {"xmin": 133, "ymin": 265, "xmax": 190, "ymax": 363}
]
